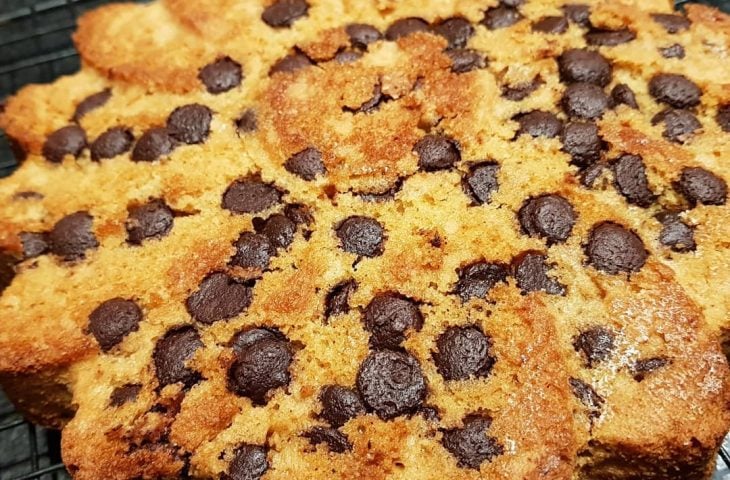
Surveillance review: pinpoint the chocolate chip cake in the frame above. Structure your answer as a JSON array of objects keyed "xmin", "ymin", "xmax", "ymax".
[{"xmin": 0, "ymin": 0, "xmax": 729, "ymax": 478}]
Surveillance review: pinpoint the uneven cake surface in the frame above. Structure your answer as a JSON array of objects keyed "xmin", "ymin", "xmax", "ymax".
[{"xmin": 0, "ymin": 0, "xmax": 729, "ymax": 479}]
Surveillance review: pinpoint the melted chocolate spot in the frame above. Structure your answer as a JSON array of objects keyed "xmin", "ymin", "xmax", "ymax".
[
  {"xmin": 302, "ymin": 427, "xmax": 352, "ymax": 453},
  {"xmin": 573, "ymin": 326, "xmax": 615, "ymax": 367},
  {"xmin": 153, "ymin": 326, "xmax": 203, "ymax": 388},
  {"xmin": 324, "ymin": 280, "xmax": 357, "ymax": 320},
  {"xmin": 186, "ymin": 272, "xmax": 253, "ymax": 325}
]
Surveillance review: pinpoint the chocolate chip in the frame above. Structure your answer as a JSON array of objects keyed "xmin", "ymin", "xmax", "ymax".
[
  {"xmin": 631, "ymin": 357, "xmax": 669, "ymax": 381},
  {"xmin": 49, "ymin": 212, "xmax": 98, "ymax": 261},
  {"xmin": 285, "ymin": 147, "xmax": 326, "ymax": 180},
  {"xmin": 284, "ymin": 203, "xmax": 313, "ymax": 225},
  {"xmin": 199, "ymin": 57, "xmax": 243, "ymax": 94},
  {"xmin": 652, "ymin": 109, "xmax": 701, "ymax": 143},
  {"xmin": 447, "ymin": 49, "xmax": 486, "ymax": 74},
  {"xmin": 255, "ymin": 214, "xmax": 296, "ymax": 249},
  {"xmin": 558, "ymin": 49, "xmax": 612, "ymax": 87},
  {"xmin": 269, "ymin": 53, "xmax": 314, "ymax": 74},
  {"xmin": 562, "ymin": 82, "xmax": 609, "ymax": 119},
  {"xmin": 167, "ymin": 104, "xmax": 212, "ymax": 144},
  {"xmin": 0, "ymin": 253, "xmax": 17, "ymax": 294},
  {"xmin": 585, "ymin": 222, "xmax": 647, "ymax": 274},
  {"xmin": 324, "ymin": 280, "xmax": 357, "ymax": 320},
  {"xmin": 441, "ymin": 416, "xmax": 503, "ymax": 469},
  {"xmin": 186, "ymin": 273, "xmax": 253, "ymax": 325},
  {"xmin": 501, "ymin": 77, "xmax": 542, "ymax": 101},
  {"xmin": 236, "ymin": 109, "xmax": 257, "ymax": 134},
  {"xmin": 153, "ymin": 326, "xmax": 203, "ymax": 387},
  {"xmin": 336, "ymin": 216, "xmax": 385, "ymax": 257},
  {"xmin": 675, "ymin": 167, "xmax": 727, "ymax": 206},
  {"xmin": 319, "ymin": 385, "xmax": 365, "ymax": 427},
  {"xmin": 512, "ymin": 251, "xmax": 565, "ymax": 295},
  {"xmin": 385, "ymin": 17, "xmax": 429, "ymax": 40},
  {"xmin": 110, "ymin": 384, "xmax": 142, "ymax": 407},
  {"xmin": 717, "ymin": 104, "xmax": 730, "ymax": 132},
  {"xmin": 581, "ymin": 162, "xmax": 605, "ymax": 188},
  {"xmin": 302, "ymin": 427, "xmax": 352, "ymax": 453},
  {"xmin": 343, "ymin": 83, "xmax": 391, "ymax": 114},
  {"xmin": 231, "ymin": 327, "xmax": 284, "ymax": 353},
  {"xmin": 651, "ymin": 13, "xmax": 690, "ymax": 33},
  {"xmin": 612, "ymin": 154, "xmax": 655, "ymax": 207},
  {"xmin": 132, "ymin": 127, "xmax": 176, "ymax": 162},
  {"xmin": 222, "ymin": 179, "xmax": 282, "ymax": 214},
  {"xmin": 363, "ymin": 293, "xmax": 423, "ymax": 349},
  {"xmin": 518, "ymin": 194, "xmax": 576, "ymax": 244},
  {"xmin": 88, "ymin": 298, "xmax": 143, "ymax": 352},
  {"xmin": 72, "ymin": 89, "xmax": 111, "ymax": 122},
  {"xmin": 20, "ymin": 232, "xmax": 50, "ymax": 259},
  {"xmin": 346, "ymin": 23, "xmax": 382, "ymax": 49},
  {"xmin": 515, "ymin": 111, "xmax": 563, "ymax": 138},
  {"xmin": 7, "ymin": 135, "xmax": 27, "ymax": 163},
  {"xmin": 432, "ymin": 17, "xmax": 474, "ymax": 49},
  {"xmin": 561, "ymin": 121, "xmax": 602, "ymax": 167},
  {"xmin": 573, "ymin": 326, "xmax": 615, "ymax": 367},
  {"xmin": 356, "ymin": 349, "xmax": 426, "ymax": 420},
  {"xmin": 533, "ymin": 16, "xmax": 568, "ymax": 34},
  {"xmin": 455, "ymin": 262, "xmax": 509, "ymax": 301},
  {"xmin": 563, "ymin": 4, "xmax": 591, "ymax": 27},
  {"xmin": 226, "ymin": 444, "xmax": 268, "ymax": 480},
  {"xmin": 231, "ymin": 232, "xmax": 275, "ymax": 270},
  {"xmin": 126, "ymin": 200, "xmax": 174, "ymax": 245},
  {"xmin": 356, "ymin": 183, "xmax": 401, "ymax": 202},
  {"xmin": 500, "ymin": 0, "xmax": 523, "ymax": 6},
  {"xmin": 227, "ymin": 332, "xmax": 293, "ymax": 405},
  {"xmin": 658, "ymin": 214, "xmax": 695, "ymax": 252},
  {"xmin": 414, "ymin": 135, "xmax": 461, "ymax": 171},
  {"xmin": 433, "ymin": 325, "xmax": 495, "ymax": 381},
  {"xmin": 648, "ymin": 73, "xmax": 701, "ymax": 109},
  {"xmin": 261, "ymin": 0, "xmax": 308, "ymax": 28},
  {"xmin": 585, "ymin": 28, "xmax": 635, "ymax": 46},
  {"xmin": 90, "ymin": 127, "xmax": 134, "ymax": 161},
  {"xmin": 660, "ymin": 43, "xmax": 685, "ymax": 59},
  {"xmin": 482, "ymin": 7, "xmax": 523, "ymax": 30},
  {"xmin": 42, "ymin": 125, "xmax": 86, "ymax": 163},
  {"xmin": 463, "ymin": 162, "xmax": 499, "ymax": 205},
  {"xmin": 569, "ymin": 377, "xmax": 604, "ymax": 410},
  {"xmin": 611, "ymin": 84, "xmax": 638, "ymax": 109},
  {"xmin": 334, "ymin": 50, "xmax": 363, "ymax": 64},
  {"xmin": 419, "ymin": 405, "xmax": 441, "ymax": 422}
]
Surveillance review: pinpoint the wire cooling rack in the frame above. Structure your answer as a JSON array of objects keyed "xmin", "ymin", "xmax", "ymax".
[{"xmin": 0, "ymin": 0, "xmax": 730, "ymax": 478}]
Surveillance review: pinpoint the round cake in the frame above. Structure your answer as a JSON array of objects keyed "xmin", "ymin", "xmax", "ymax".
[{"xmin": 0, "ymin": 0, "xmax": 729, "ymax": 478}]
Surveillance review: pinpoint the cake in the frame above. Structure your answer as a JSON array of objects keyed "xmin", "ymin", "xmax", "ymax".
[{"xmin": 0, "ymin": 0, "xmax": 729, "ymax": 478}]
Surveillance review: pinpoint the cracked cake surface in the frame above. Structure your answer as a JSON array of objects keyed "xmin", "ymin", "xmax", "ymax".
[{"xmin": 0, "ymin": 0, "xmax": 729, "ymax": 479}]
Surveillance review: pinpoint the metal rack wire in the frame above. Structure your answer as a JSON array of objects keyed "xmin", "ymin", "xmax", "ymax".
[{"xmin": 0, "ymin": 0, "xmax": 729, "ymax": 478}]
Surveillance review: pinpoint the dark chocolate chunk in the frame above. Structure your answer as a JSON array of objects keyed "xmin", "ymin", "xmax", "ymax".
[
  {"xmin": 610, "ymin": 84, "xmax": 638, "ymax": 109},
  {"xmin": 0, "ymin": 253, "xmax": 17, "ymax": 294},
  {"xmin": 501, "ymin": 77, "xmax": 542, "ymax": 101},
  {"xmin": 255, "ymin": 214, "xmax": 296, "ymax": 250},
  {"xmin": 262, "ymin": 0, "xmax": 309, "ymax": 28},
  {"xmin": 186, "ymin": 272, "xmax": 253, "ymax": 325},
  {"xmin": 226, "ymin": 444, "xmax": 268, "ymax": 480},
  {"xmin": 512, "ymin": 251, "xmax": 565, "ymax": 295},
  {"xmin": 648, "ymin": 73, "xmax": 701, "ymax": 109},
  {"xmin": 335, "ymin": 216, "xmax": 385, "ymax": 257},
  {"xmin": 518, "ymin": 194, "xmax": 577, "ymax": 244},
  {"xmin": 658, "ymin": 214, "xmax": 695, "ymax": 252},
  {"xmin": 334, "ymin": 49, "xmax": 363, "ymax": 64},
  {"xmin": 563, "ymin": 4, "xmax": 591, "ymax": 27},
  {"xmin": 581, "ymin": 162, "xmax": 605, "ymax": 188},
  {"xmin": 324, "ymin": 280, "xmax": 357, "ymax": 319},
  {"xmin": 131, "ymin": 127, "xmax": 175, "ymax": 162},
  {"xmin": 612, "ymin": 154, "xmax": 655, "ymax": 207},
  {"xmin": 441, "ymin": 415, "xmax": 503, "ymax": 469},
  {"xmin": 7, "ymin": 135, "xmax": 27, "ymax": 163},
  {"xmin": 90, "ymin": 127, "xmax": 134, "ymax": 161},
  {"xmin": 319, "ymin": 385, "xmax": 366, "ymax": 427},
  {"xmin": 363, "ymin": 293, "xmax": 423, "ymax": 349},
  {"xmin": 414, "ymin": 134, "xmax": 461, "ymax": 171},
  {"xmin": 88, "ymin": 298, "xmax": 143, "ymax": 352},
  {"xmin": 515, "ymin": 111, "xmax": 563, "ymax": 138},
  {"xmin": 585, "ymin": 28, "xmax": 635, "ymax": 46},
  {"xmin": 432, "ymin": 17, "xmax": 474, "ymax": 49},
  {"xmin": 659, "ymin": 43, "xmax": 685, "ymax": 59},
  {"xmin": 72, "ymin": 89, "xmax": 111, "ymax": 122},
  {"xmin": 231, "ymin": 232, "xmax": 275, "ymax": 270},
  {"xmin": 167, "ymin": 104, "xmax": 213, "ymax": 144},
  {"xmin": 231, "ymin": 327, "xmax": 284, "ymax": 353},
  {"xmin": 561, "ymin": 82, "xmax": 609, "ymax": 119},
  {"xmin": 284, "ymin": 203, "xmax": 313, "ymax": 225},
  {"xmin": 236, "ymin": 109, "xmax": 258, "ymax": 134},
  {"xmin": 110, "ymin": 384, "xmax": 142, "ymax": 407},
  {"xmin": 533, "ymin": 16, "xmax": 568, "ymax": 34},
  {"xmin": 385, "ymin": 17, "xmax": 429, "ymax": 40},
  {"xmin": 717, "ymin": 104, "xmax": 730, "ymax": 132},
  {"xmin": 356, "ymin": 349, "xmax": 427, "ymax": 420},
  {"xmin": 651, "ymin": 13, "xmax": 690, "ymax": 33},
  {"xmin": 153, "ymin": 326, "xmax": 203, "ymax": 387},
  {"xmin": 482, "ymin": 6, "xmax": 523, "ymax": 30},
  {"xmin": 573, "ymin": 326, "xmax": 615, "ymax": 367},
  {"xmin": 447, "ymin": 49, "xmax": 487, "ymax": 74},
  {"xmin": 222, "ymin": 179, "xmax": 282, "ymax": 214},
  {"xmin": 455, "ymin": 261, "xmax": 509, "ymax": 302},
  {"xmin": 20, "ymin": 232, "xmax": 50, "ymax": 259},
  {"xmin": 561, "ymin": 121, "xmax": 602, "ymax": 167},
  {"xmin": 49, "ymin": 211, "xmax": 99, "ymax": 261},
  {"xmin": 302, "ymin": 427, "xmax": 352, "ymax": 453},
  {"xmin": 433, "ymin": 325, "xmax": 495, "ymax": 381},
  {"xmin": 631, "ymin": 357, "xmax": 669, "ymax": 381},
  {"xmin": 126, "ymin": 199, "xmax": 175, "ymax": 245},
  {"xmin": 675, "ymin": 167, "xmax": 727, "ymax": 206},
  {"xmin": 199, "ymin": 57, "xmax": 243, "ymax": 94},
  {"xmin": 42, "ymin": 125, "xmax": 87, "ymax": 163},
  {"xmin": 558, "ymin": 49, "xmax": 612, "ymax": 87},
  {"xmin": 463, "ymin": 162, "xmax": 499, "ymax": 205},
  {"xmin": 585, "ymin": 222, "xmax": 647, "ymax": 274},
  {"xmin": 285, "ymin": 147, "xmax": 326, "ymax": 180},
  {"xmin": 652, "ymin": 109, "xmax": 701, "ymax": 143},
  {"xmin": 269, "ymin": 53, "xmax": 314, "ymax": 74},
  {"xmin": 228, "ymin": 332, "xmax": 293, "ymax": 405},
  {"xmin": 569, "ymin": 377, "xmax": 604, "ymax": 411},
  {"xmin": 346, "ymin": 23, "xmax": 382, "ymax": 49}
]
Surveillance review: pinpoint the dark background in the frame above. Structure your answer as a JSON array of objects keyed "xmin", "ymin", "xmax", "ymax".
[{"xmin": 0, "ymin": 1, "xmax": 728, "ymax": 479}]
